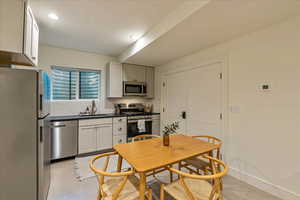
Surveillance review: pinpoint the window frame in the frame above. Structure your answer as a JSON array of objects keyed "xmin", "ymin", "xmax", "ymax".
[{"xmin": 51, "ymin": 66, "xmax": 101, "ymax": 101}]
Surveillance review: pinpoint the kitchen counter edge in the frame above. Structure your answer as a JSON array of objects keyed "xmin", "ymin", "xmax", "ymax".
[{"xmin": 47, "ymin": 113, "xmax": 160, "ymax": 122}]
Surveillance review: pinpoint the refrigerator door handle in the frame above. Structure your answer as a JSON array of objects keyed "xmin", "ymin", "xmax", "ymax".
[
  {"xmin": 39, "ymin": 94, "xmax": 43, "ymax": 111},
  {"xmin": 40, "ymin": 126, "xmax": 43, "ymax": 143}
]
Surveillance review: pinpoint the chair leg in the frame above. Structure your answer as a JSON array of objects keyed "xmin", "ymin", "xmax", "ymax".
[
  {"xmin": 97, "ymin": 190, "xmax": 101, "ymax": 200},
  {"xmin": 160, "ymin": 184, "xmax": 165, "ymax": 200},
  {"xmin": 169, "ymin": 165, "xmax": 173, "ymax": 183},
  {"xmin": 148, "ymin": 188, "xmax": 153, "ymax": 200}
]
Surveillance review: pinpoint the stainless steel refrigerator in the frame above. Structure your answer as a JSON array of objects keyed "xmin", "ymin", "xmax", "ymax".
[{"xmin": 0, "ymin": 67, "xmax": 51, "ymax": 200}]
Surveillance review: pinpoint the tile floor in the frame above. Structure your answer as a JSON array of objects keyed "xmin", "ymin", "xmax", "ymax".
[{"xmin": 48, "ymin": 159, "xmax": 282, "ymax": 200}]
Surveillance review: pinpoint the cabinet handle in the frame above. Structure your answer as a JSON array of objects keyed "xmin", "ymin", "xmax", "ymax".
[
  {"xmin": 118, "ymin": 119, "xmax": 122, "ymax": 122},
  {"xmin": 118, "ymin": 128, "xmax": 122, "ymax": 131},
  {"xmin": 32, "ymin": 56, "xmax": 36, "ymax": 60},
  {"xmin": 119, "ymin": 139, "xmax": 122, "ymax": 143}
]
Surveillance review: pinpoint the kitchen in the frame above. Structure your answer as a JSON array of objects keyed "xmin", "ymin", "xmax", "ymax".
[{"xmin": 1, "ymin": 1, "xmax": 300, "ymax": 200}]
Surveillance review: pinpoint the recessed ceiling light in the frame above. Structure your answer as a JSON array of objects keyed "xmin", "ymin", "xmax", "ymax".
[
  {"xmin": 48, "ymin": 13, "xmax": 59, "ymax": 20},
  {"xmin": 129, "ymin": 35, "xmax": 140, "ymax": 41}
]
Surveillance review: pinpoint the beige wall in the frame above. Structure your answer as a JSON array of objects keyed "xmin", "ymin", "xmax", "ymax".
[
  {"xmin": 39, "ymin": 45, "xmax": 154, "ymax": 116},
  {"xmin": 157, "ymin": 16, "xmax": 300, "ymax": 199}
]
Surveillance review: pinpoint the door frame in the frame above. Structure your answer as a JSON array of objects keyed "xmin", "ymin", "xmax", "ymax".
[{"xmin": 160, "ymin": 57, "xmax": 229, "ymax": 161}]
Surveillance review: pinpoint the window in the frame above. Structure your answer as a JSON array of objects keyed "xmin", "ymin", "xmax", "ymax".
[
  {"xmin": 79, "ymin": 71, "xmax": 100, "ymax": 99},
  {"xmin": 51, "ymin": 67, "xmax": 100, "ymax": 100}
]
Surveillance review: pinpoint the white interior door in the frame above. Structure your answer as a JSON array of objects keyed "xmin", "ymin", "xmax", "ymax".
[
  {"xmin": 162, "ymin": 61, "xmax": 223, "ymax": 139},
  {"xmin": 163, "ymin": 71, "xmax": 188, "ymax": 134},
  {"xmin": 186, "ymin": 63, "xmax": 222, "ymax": 139}
]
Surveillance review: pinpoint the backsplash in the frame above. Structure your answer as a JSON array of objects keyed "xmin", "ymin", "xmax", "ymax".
[
  {"xmin": 50, "ymin": 97, "xmax": 157, "ymax": 116},
  {"xmin": 50, "ymin": 100, "xmax": 103, "ymax": 116}
]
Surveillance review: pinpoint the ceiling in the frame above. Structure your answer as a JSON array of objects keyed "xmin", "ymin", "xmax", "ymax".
[
  {"xmin": 31, "ymin": 0, "xmax": 300, "ymax": 66},
  {"xmin": 30, "ymin": 0, "xmax": 185, "ymax": 56},
  {"xmin": 125, "ymin": 0, "xmax": 300, "ymax": 66}
]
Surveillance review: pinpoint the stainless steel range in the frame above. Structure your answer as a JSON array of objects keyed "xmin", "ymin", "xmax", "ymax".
[
  {"xmin": 117, "ymin": 103, "xmax": 160, "ymax": 140},
  {"xmin": 127, "ymin": 115, "xmax": 153, "ymax": 138}
]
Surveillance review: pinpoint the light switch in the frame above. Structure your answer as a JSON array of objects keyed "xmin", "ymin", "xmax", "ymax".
[
  {"xmin": 230, "ymin": 106, "xmax": 240, "ymax": 113},
  {"xmin": 259, "ymin": 83, "xmax": 272, "ymax": 92}
]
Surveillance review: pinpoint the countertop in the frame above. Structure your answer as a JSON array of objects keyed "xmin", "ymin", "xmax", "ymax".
[{"xmin": 47, "ymin": 112, "xmax": 160, "ymax": 122}]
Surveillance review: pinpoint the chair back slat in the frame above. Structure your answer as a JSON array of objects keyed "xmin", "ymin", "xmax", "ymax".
[
  {"xmin": 192, "ymin": 135, "xmax": 222, "ymax": 159},
  {"xmin": 131, "ymin": 134, "xmax": 159, "ymax": 142}
]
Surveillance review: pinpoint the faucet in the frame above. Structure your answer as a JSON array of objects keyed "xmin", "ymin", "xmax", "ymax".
[
  {"xmin": 90, "ymin": 100, "xmax": 97, "ymax": 115},
  {"xmin": 79, "ymin": 100, "xmax": 97, "ymax": 116}
]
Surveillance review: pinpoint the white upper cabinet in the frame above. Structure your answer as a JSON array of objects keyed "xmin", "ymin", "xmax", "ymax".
[
  {"xmin": 145, "ymin": 67, "xmax": 155, "ymax": 98},
  {"xmin": 31, "ymin": 17, "xmax": 39, "ymax": 65},
  {"xmin": 24, "ymin": 5, "xmax": 39, "ymax": 66},
  {"xmin": 24, "ymin": 6, "xmax": 33, "ymax": 60},
  {"xmin": 0, "ymin": 0, "xmax": 24, "ymax": 54},
  {"xmin": 0, "ymin": 0, "xmax": 39, "ymax": 66},
  {"xmin": 122, "ymin": 63, "xmax": 146, "ymax": 82},
  {"xmin": 106, "ymin": 62, "xmax": 123, "ymax": 98}
]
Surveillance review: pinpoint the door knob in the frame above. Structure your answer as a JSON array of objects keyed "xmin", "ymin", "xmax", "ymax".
[{"xmin": 181, "ymin": 111, "xmax": 186, "ymax": 119}]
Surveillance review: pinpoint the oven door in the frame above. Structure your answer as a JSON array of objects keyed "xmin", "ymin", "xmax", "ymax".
[
  {"xmin": 127, "ymin": 119, "xmax": 152, "ymax": 140},
  {"xmin": 123, "ymin": 82, "xmax": 146, "ymax": 96}
]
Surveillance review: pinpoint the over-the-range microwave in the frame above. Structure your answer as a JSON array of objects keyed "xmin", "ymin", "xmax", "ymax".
[{"xmin": 123, "ymin": 81, "xmax": 147, "ymax": 96}]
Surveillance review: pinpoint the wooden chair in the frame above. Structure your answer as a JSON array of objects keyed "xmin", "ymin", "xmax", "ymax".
[
  {"xmin": 180, "ymin": 135, "xmax": 222, "ymax": 175},
  {"xmin": 90, "ymin": 152, "xmax": 152, "ymax": 200},
  {"xmin": 160, "ymin": 155, "xmax": 228, "ymax": 200}
]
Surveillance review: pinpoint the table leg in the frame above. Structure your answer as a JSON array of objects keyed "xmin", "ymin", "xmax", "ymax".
[
  {"xmin": 139, "ymin": 172, "xmax": 146, "ymax": 200},
  {"xmin": 117, "ymin": 155, "xmax": 123, "ymax": 172}
]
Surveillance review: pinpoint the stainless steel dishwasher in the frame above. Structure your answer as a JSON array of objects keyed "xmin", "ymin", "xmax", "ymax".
[{"xmin": 50, "ymin": 120, "xmax": 78, "ymax": 160}]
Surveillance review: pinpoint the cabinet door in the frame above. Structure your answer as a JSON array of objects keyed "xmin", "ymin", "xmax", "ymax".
[
  {"xmin": 106, "ymin": 62, "xmax": 122, "ymax": 98},
  {"xmin": 96, "ymin": 125, "xmax": 113, "ymax": 150},
  {"xmin": 146, "ymin": 67, "xmax": 155, "ymax": 98},
  {"xmin": 78, "ymin": 127, "xmax": 97, "ymax": 154},
  {"xmin": 24, "ymin": 6, "xmax": 33, "ymax": 60},
  {"xmin": 31, "ymin": 18, "xmax": 39, "ymax": 66},
  {"xmin": 123, "ymin": 64, "xmax": 146, "ymax": 82}
]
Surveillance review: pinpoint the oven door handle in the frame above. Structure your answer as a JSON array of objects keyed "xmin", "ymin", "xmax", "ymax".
[{"xmin": 128, "ymin": 119, "xmax": 152, "ymax": 123}]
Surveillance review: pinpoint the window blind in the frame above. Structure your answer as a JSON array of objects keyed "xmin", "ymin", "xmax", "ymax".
[
  {"xmin": 51, "ymin": 67, "xmax": 100, "ymax": 100},
  {"xmin": 52, "ymin": 68, "xmax": 77, "ymax": 100},
  {"xmin": 79, "ymin": 71, "xmax": 100, "ymax": 99}
]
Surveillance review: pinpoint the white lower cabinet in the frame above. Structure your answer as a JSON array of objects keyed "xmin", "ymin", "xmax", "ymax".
[
  {"xmin": 113, "ymin": 135, "xmax": 127, "ymax": 145},
  {"xmin": 79, "ymin": 118, "xmax": 113, "ymax": 154},
  {"xmin": 113, "ymin": 117, "xmax": 127, "ymax": 145},
  {"xmin": 96, "ymin": 125, "xmax": 113, "ymax": 151},
  {"xmin": 78, "ymin": 126, "xmax": 97, "ymax": 154}
]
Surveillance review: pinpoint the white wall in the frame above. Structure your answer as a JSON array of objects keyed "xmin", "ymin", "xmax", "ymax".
[
  {"xmin": 157, "ymin": 16, "xmax": 300, "ymax": 199},
  {"xmin": 39, "ymin": 45, "xmax": 156, "ymax": 116}
]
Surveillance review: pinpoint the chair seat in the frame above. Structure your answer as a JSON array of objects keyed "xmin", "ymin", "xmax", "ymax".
[
  {"xmin": 103, "ymin": 175, "xmax": 143, "ymax": 200},
  {"xmin": 164, "ymin": 178, "xmax": 212, "ymax": 200},
  {"xmin": 185, "ymin": 156, "xmax": 210, "ymax": 169}
]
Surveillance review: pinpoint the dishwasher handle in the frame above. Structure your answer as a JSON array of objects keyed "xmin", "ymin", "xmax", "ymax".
[{"xmin": 50, "ymin": 124, "xmax": 66, "ymax": 128}]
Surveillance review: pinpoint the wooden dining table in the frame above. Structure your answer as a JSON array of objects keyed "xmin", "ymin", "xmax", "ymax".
[{"xmin": 113, "ymin": 134, "xmax": 219, "ymax": 200}]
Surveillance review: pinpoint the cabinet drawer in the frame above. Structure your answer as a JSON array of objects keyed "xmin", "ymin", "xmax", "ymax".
[
  {"xmin": 79, "ymin": 118, "xmax": 112, "ymax": 127},
  {"xmin": 113, "ymin": 117, "xmax": 127, "ymax": 124},
  {"xmin": 113, "ymin": 135, "xmax": 127, "ymax": 145},
  {"xmin": 113, "ymin": 123, "xmax": 127, "ymax": 136}
]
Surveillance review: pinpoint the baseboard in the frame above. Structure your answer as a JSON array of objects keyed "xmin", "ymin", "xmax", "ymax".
[{"xmin": 229, "ymin": 167, "xmax": 300, "ymax": 200}]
